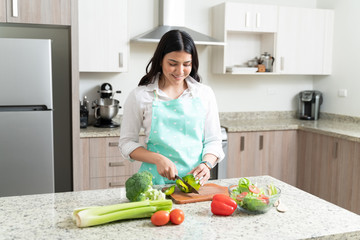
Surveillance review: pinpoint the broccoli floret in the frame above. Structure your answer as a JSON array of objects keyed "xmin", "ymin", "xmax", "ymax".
[{"xmin": 125, "ymin": 171, "xmax": 165, "ymax": 202}]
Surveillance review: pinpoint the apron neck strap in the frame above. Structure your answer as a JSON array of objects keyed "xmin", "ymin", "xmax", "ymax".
[{"xmin": 153, "ymin": 90, "xmax": 158, "ymax": 101}]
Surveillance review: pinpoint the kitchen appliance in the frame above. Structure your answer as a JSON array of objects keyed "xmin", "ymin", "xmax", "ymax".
[
  {"xmin": 259, "ymin": 52, "xmax": 275, "ymax": 72},
  {"xmin": 0, "ymin": 38, "xmax": 55, "ymax": 196},
  {"xmin": 80, "ymin": 96, "xmax": 89, "ymax": 129},
  {"xmin": 93, "ymin": 83, "xmax": 121, "ymax": 128},
  {"xmin": 210, "ymin": 127, "xmax": 228, "ymax": 180},
  {"xmin": 131, "ymin": 0, "xmax": 223, "ymax": 46},
  {"xmin": 298, "ymin": 90, "xmax": 323, "ymax": 120}
]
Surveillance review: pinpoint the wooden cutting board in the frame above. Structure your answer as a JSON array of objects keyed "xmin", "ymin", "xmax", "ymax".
[{"xmin": 165, "ymin": 183, "xmax": 229, "ymax": 204}]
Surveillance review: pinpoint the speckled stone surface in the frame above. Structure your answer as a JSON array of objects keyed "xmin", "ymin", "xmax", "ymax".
[
  {"xmin": 1, "ymin": 176, "xmax": 360, "ymax": 240},
  {"xmin": 219, "ymin": 111, "xmax": 360, "ymax": 143},
  {"xmin": 81, "ymin": 112, "xmax": 360, "ymax": 143}
]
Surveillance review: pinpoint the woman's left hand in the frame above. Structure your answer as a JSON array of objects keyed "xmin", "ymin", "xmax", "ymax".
[
  {"xmin": 189, "ymin": 154, "xmax": 218, "ymax": 185},
  {"xmin": 188, "ymin": 164, "xmax": 211, "ymax": 186}
]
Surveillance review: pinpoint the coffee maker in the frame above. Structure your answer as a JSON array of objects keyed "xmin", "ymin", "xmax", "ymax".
[
  {"xmin": 93, "ymin": 83, "xmax": 121, "ymax": 128},
  {"xmin": 298, "ymin": 90, "xmax": 323, "ymax": 120}
]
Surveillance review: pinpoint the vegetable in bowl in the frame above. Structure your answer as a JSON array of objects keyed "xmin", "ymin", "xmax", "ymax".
[{"xmin": 229, "ymin": 178, "xmax": 281, "ymax": 214}]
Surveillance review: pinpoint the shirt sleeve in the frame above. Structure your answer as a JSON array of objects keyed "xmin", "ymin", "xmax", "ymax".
[
  {"xmin": 118, "ymin": 88, "xmax": 144, "ymax": 161},
  {"xmin": 201, "ymin": 86, "xmax": 225, "ymax": 164}
]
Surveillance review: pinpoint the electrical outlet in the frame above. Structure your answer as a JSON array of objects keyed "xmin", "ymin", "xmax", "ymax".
[{"xmin": 338, "ymin": 89, "xmax": 347, "ymax": 97}]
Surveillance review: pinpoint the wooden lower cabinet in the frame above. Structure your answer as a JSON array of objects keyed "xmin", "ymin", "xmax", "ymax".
[
  {"xmin": 75, "ymin": 136, "xmax": 143, "ymax": 191},
  {"xmin": 297, "ymin": 131, "xmax": 360, "ymax": 214},
  {"xmin": 227, "ymin": 130, "xmax": 297, "ymax": 186}
]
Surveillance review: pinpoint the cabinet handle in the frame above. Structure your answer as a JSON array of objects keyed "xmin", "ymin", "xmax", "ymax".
[
  {"xmin": 109, "ymin": 162, "xmax": 125, "ymax": 167},
  {"xmin": 12, "ymin": 0, "xmax": 18, "ymax": 17},
  {"xmin": 240, "ymin": 136, "xmax": 245, "ymax": 151},
  {"xmin": 108, "ymin": 142, "xmax": 119, "ymax": 147},
  {"xmin": 280, "ymin": 57, "xmax": 285, "ymax": 71},
  {"xmin": 256, "ymin": 13, "xmax": 261, "ymax": 28},
  {"xmin": 333, "ymin": 141, "xmax": 338, "ymax": 159},
  {"xmin": 119, "ymin": 52, "xmax": 123, "ymax": 68},
  {"xmin": 245, "ymin": 12, "xmax": 251, "ymax": 27},
  {"xmin": 109, "ymin": 182, "xmax": 123, "ymax": 187},
  {"xmin": 259, "ymin": 135, "xmax": 263, "ymax": 150}
]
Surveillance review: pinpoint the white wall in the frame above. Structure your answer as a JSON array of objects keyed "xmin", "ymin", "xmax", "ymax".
[
  {"xmin": 80, "ymin": 0, "xmax": 319, "ymax": 115},
  {"xmin": 314, "ymin": 0, "xmax": 360, "ymax": 117}
]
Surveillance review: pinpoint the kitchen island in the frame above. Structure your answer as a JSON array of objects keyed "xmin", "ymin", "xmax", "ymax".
[{"xmin": 1, "ymin": 176, "xmax": 360, "ymax": 240}]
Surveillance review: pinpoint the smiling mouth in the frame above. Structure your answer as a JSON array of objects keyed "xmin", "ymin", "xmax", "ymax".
[{"xmin": 172, "ymin": 75, "xmax": 184, "ymax": 79}]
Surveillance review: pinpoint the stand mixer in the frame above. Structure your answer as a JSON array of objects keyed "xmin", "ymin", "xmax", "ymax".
[{"xmin": 92, "ymin": 83, "xmax": 121, "ymax": 128}]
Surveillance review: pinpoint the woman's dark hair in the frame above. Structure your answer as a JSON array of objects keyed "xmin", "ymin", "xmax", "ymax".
[{"xmin": 138, "ymin": 29, "xmax": 200, "ymax": 86}]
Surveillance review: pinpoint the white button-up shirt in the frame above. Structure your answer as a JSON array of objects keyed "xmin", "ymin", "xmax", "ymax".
[{"xmin": 119, "ymin": 75, "xmax": 225, "ymax": 163}]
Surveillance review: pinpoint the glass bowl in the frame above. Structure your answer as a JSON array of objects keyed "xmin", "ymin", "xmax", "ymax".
[{"xmin": 228, "ymin": 184, "xmax": 281, "ymax": 214}]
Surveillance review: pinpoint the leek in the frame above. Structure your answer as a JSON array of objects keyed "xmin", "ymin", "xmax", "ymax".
[{"xmin": 73, "ymin": 199, "xmax": 172, "ymax": 228}]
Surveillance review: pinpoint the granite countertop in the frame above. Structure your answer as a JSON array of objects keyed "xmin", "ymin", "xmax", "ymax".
[
  {"xmin": 80, "ymin": 112, "xmax": 360, "ymax": 143},
  {"xmin": 1, "ymin": 176, "xmax": 360, "ymax": 240}
]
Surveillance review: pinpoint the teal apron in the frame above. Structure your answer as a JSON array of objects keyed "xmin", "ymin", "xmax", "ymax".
[{"xmin": 139, "ymin": 90, "xmax": 205, "ymax": 185}]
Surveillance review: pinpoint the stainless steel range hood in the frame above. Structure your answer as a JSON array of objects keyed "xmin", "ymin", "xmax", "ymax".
[{"xmin": 131, "ymin": 0, "xmax": 224, "ymax": 46}]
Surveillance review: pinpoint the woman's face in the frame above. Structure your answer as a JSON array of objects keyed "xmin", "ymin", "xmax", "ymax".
[{"xmin": 161, "ymin": 51, "xmax": 192, "ymax": 84}]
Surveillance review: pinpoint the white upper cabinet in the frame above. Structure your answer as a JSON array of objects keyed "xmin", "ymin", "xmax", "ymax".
[
  {"xmin": 225, "ymin": 3, "xmax": 278, "ymax": 33},
  {"xmin": 275, "ymin": 7, "xmax": 334, "ymax": 75},
  {"xmin": 212, "ymin": 3, "xmax": 334, "ymax": 75},
  {"xmin": 78, "ymin": 0, "xmax": 128, "ymax": 72},
  {"xmin": 0, "ymin": 0, "xmax": 70, "ymax": 25},
  {"xmin": 212, "ymin": 2, "xmax": 277, "ymax": 74}
]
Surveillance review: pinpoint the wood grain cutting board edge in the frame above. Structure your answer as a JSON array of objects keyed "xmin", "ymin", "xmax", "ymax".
[{"xmin": 165, "ymin": 183, "xmax": 229, "ymax": 204}]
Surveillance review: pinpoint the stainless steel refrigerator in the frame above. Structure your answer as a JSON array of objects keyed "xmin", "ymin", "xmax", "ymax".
[{"xmin": 0, "ymin": 38, "xmax": 55, "ymax": 196}]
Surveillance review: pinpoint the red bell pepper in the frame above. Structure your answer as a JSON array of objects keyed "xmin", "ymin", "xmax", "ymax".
[{"xmin": 211, "ymin": 194, "xmax": 237, "ymax": 216}]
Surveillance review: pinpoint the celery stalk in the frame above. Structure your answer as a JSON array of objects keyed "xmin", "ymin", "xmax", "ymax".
[{"xmin": 73, "ymin": 199, "xmax": 172, "ymax": 228}]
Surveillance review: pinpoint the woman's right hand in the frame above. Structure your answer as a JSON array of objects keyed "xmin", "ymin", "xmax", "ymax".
[{"xmin": 155, "ymin": 154, "xmax": 178, "ymax": 181}]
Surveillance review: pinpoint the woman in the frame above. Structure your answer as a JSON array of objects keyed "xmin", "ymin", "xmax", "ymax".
[{"xmin": 119, "ymin": 30, "xmax": 224, "ymax": 185}]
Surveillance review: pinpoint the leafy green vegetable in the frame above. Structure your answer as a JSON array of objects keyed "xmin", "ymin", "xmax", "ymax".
[
  {"xmin": 230, "ymin": 178, "xmax": 279, "ymax": 213},
  {"xmin": 73, "ymin": 199, "xmax": 172, "ymax": 228},
  {"xmin": 125, "ymin": 171, "xmax": 165, "ymax": 202}
]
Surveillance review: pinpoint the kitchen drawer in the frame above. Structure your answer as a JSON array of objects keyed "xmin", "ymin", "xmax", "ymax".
[
  {"xmin": 89, "ymin": 137, "xmax": 121, "ymax": 158},
  {"xmin": 90, "ymin": 157, "xmax": 130, "ymax": 178},
  {"xmin": 90, "ymin": 176, "xmax": 131, "ymax": 189},
  {"xmin": 90, "ymin": 156, "xmax": 143, "ymax": 178}
]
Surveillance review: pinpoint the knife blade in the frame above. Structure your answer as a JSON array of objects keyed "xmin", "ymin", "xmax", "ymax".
[{"xmin": 175, "ymin": 175, "xmax": 199, "ymax": 194}]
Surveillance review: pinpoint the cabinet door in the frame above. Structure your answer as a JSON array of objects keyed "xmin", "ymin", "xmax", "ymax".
[
  {"xmin": 225, "ymin": 3, "xmax": 277, "ymax": 32},
  {"xmin": 74, "ymin": 138, "xmax": 90, "ymax": 191},
  {"xmin": 336, "ymin": 138, "xmax": 357, "ymax": 212},
  {"xmin": 266, "ymin": 130, "xmax": 297, "ymax": 186},
  {"xmin": 78, "ymin": 0, "xmax": 128, "ymax": 72},
  {"xmin": 276, "ymin": 7, "xmax": 334, "ymax": 74},
  {"xmin": 227, "ymin": 132, "xmax": 255, "ymax": 178},
  {"xmin": 297, "ymin": 131, "xmax": 359, "ymax": 214},
  {"xmin": 227, "ymin": 132, "xmax": 266, "ymax": 178},
  {"xmin": 0, "ymin": 0, "xmax": 5, "ymax": 22},
  {"xmin": 297, "ymin": 131, "xmax": 333, "ymax": 199},
  {"xmin": 352, "ymin": 142, "xmax": 360, "ymax": 214},
  {"xmin": 6, "ymin": 0, "xmax": 70, "ymax": 25}
]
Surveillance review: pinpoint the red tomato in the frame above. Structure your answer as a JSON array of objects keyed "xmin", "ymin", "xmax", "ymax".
[
  {"xmin": 236, "ymin": 192, "xmax": 248, "ymax": 202},
  {"xmin": 256, "ymin": 197, "xmax": 268, "ymax": 205},
  {"xmin": 249, "ymin": 185, "xmax": 260, "ymax": 194},
  {"xmin": 258, "ymin": 194, "xmax": 270, "ymax": 204},
  {"xmin": 151, "ymin": 210, "xmax": 170, "ymax": 226},
  {"xmin": 170, "ymin": 209, "xmax": 185, "ymax": 225}
]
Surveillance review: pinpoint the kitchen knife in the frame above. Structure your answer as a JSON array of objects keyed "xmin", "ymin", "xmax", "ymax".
[{"xmin": 175, "ymin": 175, "xmax": 200, "ymax": 194}]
